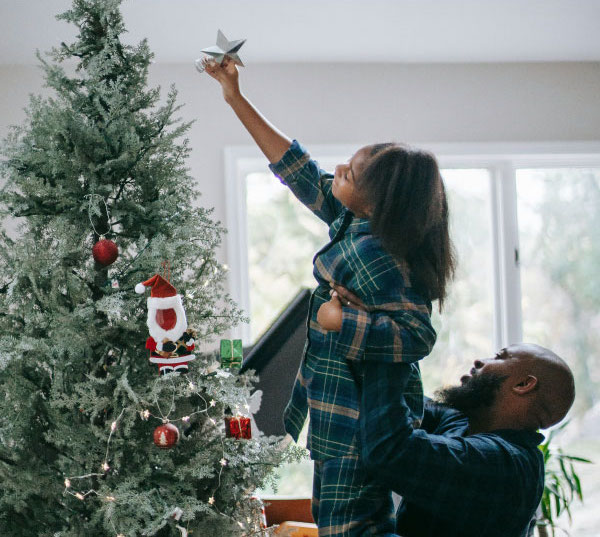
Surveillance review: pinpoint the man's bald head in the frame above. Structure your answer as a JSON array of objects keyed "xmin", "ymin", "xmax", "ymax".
[
  {"xmin": 513, "ymin": 343, "xmax": 575, "ymax": 429},
  {"xmin": 438, "ymin": 343, "xmax": 576, "ymax": 433}
]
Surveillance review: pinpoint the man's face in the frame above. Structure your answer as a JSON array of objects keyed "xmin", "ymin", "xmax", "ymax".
[{"xmin": 434, "ymin": 347, "xmax": 522, "ymax": 414}]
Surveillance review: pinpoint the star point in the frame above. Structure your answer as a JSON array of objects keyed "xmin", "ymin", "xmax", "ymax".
[{"xmin": 200, "ymin": 29, "xmax": 246, "ymax": 67}]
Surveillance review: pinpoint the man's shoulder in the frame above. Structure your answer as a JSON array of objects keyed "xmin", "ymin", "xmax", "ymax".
[{"xmin": 422, "ymin": 399, "xmax": 469, "ymax": 435}]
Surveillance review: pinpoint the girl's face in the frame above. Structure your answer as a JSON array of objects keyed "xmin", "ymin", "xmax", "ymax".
[{"xmin": 332, "ymin": 147, "xmax": 372, "ymax": 217}]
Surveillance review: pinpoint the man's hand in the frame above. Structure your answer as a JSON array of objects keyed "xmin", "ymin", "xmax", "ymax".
[
  {"xmin": 330, "ymin": 283, "xmax": 369, "ymax": 311},
  {"xmin": 317, "ymin": 294, "xmax": 343, "ymax": 332},
  {"xmin": 202, "ymin": 57, "xmax": 241, "ymax": 104}
]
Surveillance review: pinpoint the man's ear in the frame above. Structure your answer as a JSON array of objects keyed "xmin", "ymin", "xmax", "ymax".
[{"xmin": 512, "ymin": 375, "xmax": 538, "ymax": 395}]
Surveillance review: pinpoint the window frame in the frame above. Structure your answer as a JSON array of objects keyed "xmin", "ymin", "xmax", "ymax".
[{"xmin": 224, "ymin": 141, "xmax": 600, "ymax": 347}]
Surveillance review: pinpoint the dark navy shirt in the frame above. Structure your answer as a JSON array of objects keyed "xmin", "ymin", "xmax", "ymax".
[{"xmin": 360, "ymin": 362, "xmax": 545, "ymax": 537}]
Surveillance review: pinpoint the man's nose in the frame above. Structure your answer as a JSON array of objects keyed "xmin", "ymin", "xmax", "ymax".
[{"xmin": 473, "ymin": 359, "xmax": 485, "ymax": 369}]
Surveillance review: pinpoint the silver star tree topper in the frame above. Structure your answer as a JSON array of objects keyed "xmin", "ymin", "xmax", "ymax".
[{"xmin": 195, "ymin": 30, "xmax": 246, "ymax": 73}]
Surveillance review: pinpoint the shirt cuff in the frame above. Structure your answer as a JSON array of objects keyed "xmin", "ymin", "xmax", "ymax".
[
  {"xmin": 268, "ymin": 139, "xmax": 310, "ymax": 184},
  {"xmin": 335, "ymin": 306, "xmax": 371, "ymax": 361}
]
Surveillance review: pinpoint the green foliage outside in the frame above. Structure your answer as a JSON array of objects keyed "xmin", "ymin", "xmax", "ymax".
[{"xmin": 0, "ymin": 1, "xmax": 300, "ymax": 535}]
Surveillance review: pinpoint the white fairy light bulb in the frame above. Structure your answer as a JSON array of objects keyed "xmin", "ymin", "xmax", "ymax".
[
  {"xmin": 220, "ymin": 458, "xmax": 227, "ymax": 466},
  {"xmin": 110, "ymin": 421, "xmax": 117, "ymax": 431},
  {"xmin": 75, "ymin": 493, "xmax": 85, "ymax": 500},
  {"xmin": 102, "ymin": 462, "xmax": 110, "ymax": 472},
  {"xmin": 105, "ymin": 495, "xmax": 116, "ymax": 502},
  {"xmin": 64, "ymin": 478, "xmax": 71, "ymax": 488},
  {"xmin": 208, "ymin": 496, "xmax": 215, "ymax": 505},
  {"xmin": 182, "ymin": 416, "xmax": 190, "ymax": 423},
  {"xmin": 209, "ymin": 399, "xmax": 216, "ymax": 407}
]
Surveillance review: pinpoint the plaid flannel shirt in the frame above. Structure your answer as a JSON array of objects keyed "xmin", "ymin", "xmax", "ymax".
[
  {"xmin": 269, "ymin": 140, "xmax": 436, "ymax": 460},
  {"xmin": 360, "ymin": 361, "xmax": 545, "ymax": 537}
]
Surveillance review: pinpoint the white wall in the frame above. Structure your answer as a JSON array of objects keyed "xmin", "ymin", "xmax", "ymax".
[{"xmin": 2, "ymin": 61, "xmax": 600, "ymax": 270}]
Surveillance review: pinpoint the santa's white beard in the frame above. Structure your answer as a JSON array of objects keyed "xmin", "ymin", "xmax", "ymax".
[{"xmin": 146, "ymin": 295, "xmax": 187, "ymax": 342}]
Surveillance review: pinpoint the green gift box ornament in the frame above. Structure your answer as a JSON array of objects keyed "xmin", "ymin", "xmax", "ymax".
[{"xmin": 220, "ymin": 339, "xmax": 243, "ymax": 369}]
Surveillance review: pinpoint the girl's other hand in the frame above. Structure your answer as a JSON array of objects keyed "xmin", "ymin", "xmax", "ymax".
[{"xmin": 202, "ymin": 57, "xmax": 241, "ymax": 103}]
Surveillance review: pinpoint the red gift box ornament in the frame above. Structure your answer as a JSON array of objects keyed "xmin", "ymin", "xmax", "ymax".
[
  {"xmin": 224, "ymin": 416, "xmax": 251, "ymax": 439},
  {"xmin": 153, "ymin": 422, "xmax": 180, "ymax": 449}
]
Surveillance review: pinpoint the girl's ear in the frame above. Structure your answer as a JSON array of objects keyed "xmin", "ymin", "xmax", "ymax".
[{"xmin": 512, "ymin": 375, "xmax": 538, "ymax": 395}]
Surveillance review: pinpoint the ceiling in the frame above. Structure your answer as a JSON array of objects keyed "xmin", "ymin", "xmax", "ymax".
[{"xmin": 1, "ymin": 0, "xmax": 599, "ymax": 65}]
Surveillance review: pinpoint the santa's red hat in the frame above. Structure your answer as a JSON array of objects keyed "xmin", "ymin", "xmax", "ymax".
[
  {"xmin": 136, "ymin": 274, "xmax": 187, "ymax": 342},
  {"xmin": 135, "ymin": 274, "xmax": 176, "ymax": 298}
]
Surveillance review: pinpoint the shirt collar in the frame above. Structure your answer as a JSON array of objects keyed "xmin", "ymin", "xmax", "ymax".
[
  {"xmin": 343, "ymin": 209, "xmax": 371, "ymax": 234},
  {"xmin": 490, "ymin": 428, "xmax": 545, "ymax": 448}
]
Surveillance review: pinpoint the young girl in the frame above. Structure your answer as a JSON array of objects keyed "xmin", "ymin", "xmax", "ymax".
[{"xmin": 203, "ymin": 58, "xmax": 455, "ymax": 536}]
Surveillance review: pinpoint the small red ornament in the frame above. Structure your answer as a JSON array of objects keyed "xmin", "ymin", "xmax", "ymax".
[
  {"xmin": 224, "ymin": 416, "xmax": 252, "ymax": 439},
  {"xmin": 92, "ymin": 238, "xmax": 119, "ymax": 266},
  {"xmin": 153, "ymin": 422, "xmax": 179, "ymax": 449}
]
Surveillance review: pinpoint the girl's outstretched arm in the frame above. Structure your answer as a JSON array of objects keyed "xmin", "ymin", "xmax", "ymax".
[{"xmin": 203, "ymin": 58, "xmax": 291, "ymax": 164}]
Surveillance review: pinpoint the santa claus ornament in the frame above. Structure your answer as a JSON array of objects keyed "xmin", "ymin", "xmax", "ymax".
[
  {"xmin": 153, "ymin": 421, "xmax": 179, "ymax": 449},
  {"xmin": 135, "ymin": 273, "xmax": 196, "ymax": 375}
]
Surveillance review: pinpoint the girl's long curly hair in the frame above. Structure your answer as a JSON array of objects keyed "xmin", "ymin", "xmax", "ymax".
[{"xmin": 357, "ymin": 143, "xmax": 456, "ymax": 310}]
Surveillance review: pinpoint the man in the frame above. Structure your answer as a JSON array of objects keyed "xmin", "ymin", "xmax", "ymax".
[{"xmin": 359, "ymin": 342, "xmax": 575, "ymax": 537}]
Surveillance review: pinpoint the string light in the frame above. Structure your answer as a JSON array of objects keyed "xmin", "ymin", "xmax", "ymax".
[{"xmin": 60, "ymin": 373, "xmax": 255, "ymax": 528}]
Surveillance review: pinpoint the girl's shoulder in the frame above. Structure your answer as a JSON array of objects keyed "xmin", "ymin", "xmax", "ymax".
[{"xmin": 346, "ymin": 234, "xmax": 413, "ymax": 296}]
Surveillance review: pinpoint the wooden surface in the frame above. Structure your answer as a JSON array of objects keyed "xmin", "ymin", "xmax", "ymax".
[
  {"xmin": 263, "ymin": 496, "xmax": 313, "ymax": 525},
  {"xmin": 273, "ymin": 521, "xmax": 318, "ymax": 536}
]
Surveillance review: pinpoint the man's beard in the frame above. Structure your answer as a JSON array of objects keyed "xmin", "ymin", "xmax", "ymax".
[{"xmin": 433, "ymin": 372, "xmax": 508, "ymax": 416}]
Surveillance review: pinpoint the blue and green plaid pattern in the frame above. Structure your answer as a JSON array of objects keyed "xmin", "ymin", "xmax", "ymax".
[
  {"xmin": 269, "ymin": 140, "xmax": 436, "ymax": 460},
  {"xmin": 360, "ymin": 361, "xmax": 545, "ymax": 537},
  {"xmin": 312, "ymin": 455, "xmax": 396, "ymax": 536}
]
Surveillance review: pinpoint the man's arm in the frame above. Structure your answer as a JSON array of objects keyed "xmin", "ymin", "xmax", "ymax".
[{"xmin": 360, "ymin": 362, "xmax": 514, "ymax": 509}]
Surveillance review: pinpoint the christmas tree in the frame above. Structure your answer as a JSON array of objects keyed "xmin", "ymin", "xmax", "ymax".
[{"xmin": 0, "ymin": 1, "xmax": 298, "ymax": 535}]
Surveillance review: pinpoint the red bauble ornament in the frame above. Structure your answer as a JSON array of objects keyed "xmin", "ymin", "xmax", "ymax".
[
  {"xmin": 92, "ymin": 239, "xmax": 119, "ymax": 266},
  {"xmin": 153, "ymin": 422, "xmax": 179, "ymax": 449}
]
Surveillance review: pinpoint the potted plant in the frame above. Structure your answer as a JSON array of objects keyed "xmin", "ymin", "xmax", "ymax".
[{"xmin": 536, "ymin": 421, "xmax": 592, "ymax": 537}]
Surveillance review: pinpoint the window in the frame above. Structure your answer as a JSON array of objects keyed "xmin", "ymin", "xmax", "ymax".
[
  {"xmin": 226, "ymin": 144, "xmax": 600, "ymax": 528},
  {"xmin": 516, "ymin": 168, "xmax": 600, "ymax": 536}
]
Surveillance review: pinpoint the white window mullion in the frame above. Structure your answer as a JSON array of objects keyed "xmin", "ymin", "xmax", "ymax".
[
  {"xmin": 492, "ymin": 162, "xmax": 523, "ymax": 347},
  {"xmin": 224, "ymin": 148, "xmax": 253, "ymax": 343}
]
